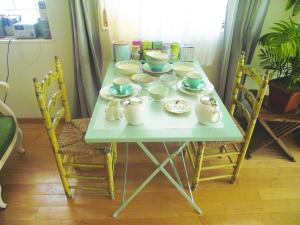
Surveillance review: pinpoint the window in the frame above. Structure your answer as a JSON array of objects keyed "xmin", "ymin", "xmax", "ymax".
[
  {"xmin": 0, "ymin": 0, "xmax": 51, "ymax": 39},
  {"xmin": 0, "ymin": 0, "xmax": 40, "ymax": 22},
  {"xmin": 104, "ymin": 0, "xmax": 228, "ymax": 65}
]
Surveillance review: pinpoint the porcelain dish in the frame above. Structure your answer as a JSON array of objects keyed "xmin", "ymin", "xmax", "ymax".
[
  {"xmin": 182, "ymin": 79, "xmax": 206, "ymax": 91},
  {"xmin": 172, "ymin": 62, "xmax": 195, "ymax": 77},
  {"xmin": 115, "ymin": 60, "xmax": 142, "ymax": 75},
  {"xmin": 142, "ymin": 63, "xmax": 172, "ymax": 75},
  {"xmin": 145, "ymin": 50, "xmax": 169, "ymax": 62},
  {"xmin": 164, "ymin": 100, "xmax": 191, "ymax": 114},
  {"xmin": 99, "ymin": 83, "xmax": 141, "ymax": 100},
  {"xmin": 148, "ymin": 85, "xmax": 169, "ymax": 100},
  {"xmin": 131, "ymin": 73, "xmax": 155, "ymax": 87},
  {"xmin": 177, "ymin": 80, "xmax": 214, "ymax": 96},
  {"xmin": 160, "ymin": 74, "xmax": 178, "ymax": 87},
  {"xmin": 109, "ymin": 85, "xmax": 134, "ymax": 97}
]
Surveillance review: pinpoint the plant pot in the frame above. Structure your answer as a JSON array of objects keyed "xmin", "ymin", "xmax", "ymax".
[{"xmin": 269, "ymin": 78, "xmax": 300, "ymax": 113}]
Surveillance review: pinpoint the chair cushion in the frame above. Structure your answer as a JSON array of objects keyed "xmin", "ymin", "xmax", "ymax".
[
  {"xmin": 0, "ymin": 116, "xmax": 16, "ymax": 160},
  {"xmin": 58, "ymin": 118, "xmax": 110, "ymax": 155}
]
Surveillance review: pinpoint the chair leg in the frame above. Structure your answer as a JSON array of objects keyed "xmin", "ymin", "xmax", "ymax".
[
  {"xmin": 0, "ymin": 184, "xmax": 7, "ymax": 209},
  {"xmin": 231, "ymin": 144, "xmax": 247, "ymax": 184},
  {"xmin": 192, "ymin": 142, "xmax": 205, "ymax": 190},
  {"xmin": 105, "ymin": 150, "xmax": 115, "ymax": 199},
  {"xmin": 16, "ymin": 127, "xmax": 25, "ymax": 154},
  {"xmin": 54, "ymin": 153, "xmax": 72, "ymax": 197},
  {"xmin": 113, "ymin": 143, "xmax": 118, "ymax": 163}
]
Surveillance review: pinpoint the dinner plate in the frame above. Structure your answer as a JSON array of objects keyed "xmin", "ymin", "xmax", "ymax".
[
  {"xmin": 109, "ymin": 85, "xmax": 134, "ymax": 97},
  {"xmin": 131, "ymin": 73, "xmax": 155, "ymax": 87},
  {"xmin": 164, "ymin": 100, "xmax": 191, "ymax": 114},
  {"xmin": 182, "ymin": 79, "xmax": 206, "ymax": 92},
  {"xmin": 142, "ymin": 63, "xmax": 172, "ymax": 75},
  {"xmin": 99, "ymin": 83, "xmax": 141, "ymax": 100},
  {"xmin": 177, "ymin": 80, "xmax": 214, "ymax": 96}
]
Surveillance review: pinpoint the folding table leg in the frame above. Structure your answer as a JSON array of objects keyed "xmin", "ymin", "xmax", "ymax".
[
  {"xmin": 113, "ymin": 142, "xmax": 202, "ymax": 218},
  {"xmin": 163, "ymin": 143, "xmax": 184, "ymax": 188},
  {"xmin": 137, "ymin": 142, "xmax": 202, "ymax": 214}
]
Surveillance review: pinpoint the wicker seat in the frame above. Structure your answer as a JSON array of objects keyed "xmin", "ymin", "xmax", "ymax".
[
  {"xmin": 187, "ymin": 52, "xmax": 270, "ymax": 189},
  {"xmin": 58, "ymin": 118, "xmax": 110, "ymax": 155},
  {"xmin": 33, "ymin": 57, "xmax": 117, "ymax": 199}
]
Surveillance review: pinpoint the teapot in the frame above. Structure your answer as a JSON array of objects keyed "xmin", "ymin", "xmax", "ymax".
[
  {"xmin": 122, "ymin": 97, "xmax": 146, "ymax": 125},
  {"xmin": 195, "ymin": 96, "xmax": 222, "ymax": 124}
]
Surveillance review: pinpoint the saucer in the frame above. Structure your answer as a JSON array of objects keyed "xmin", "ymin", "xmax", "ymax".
[
  {"xmin": 182, "ymin": 79, "xmax": 206, "ymax": 92},
  {"xmin": 99, "ymin": 83, "xmax": 141, "ymax": 100},
  {"xmin": 164, "ymin": 100, "xmax": 191, "ymax": 114},
  {"xmin": 142, "ymin": 63, "xmax": 172, "ymax": 75},
  {"xmin": 177, "ymin": 80, "xmax": 214, "ymax": 96},
  {"xmin": 109, "ymin": 85, "xmax": 134, "ymax": 97}
]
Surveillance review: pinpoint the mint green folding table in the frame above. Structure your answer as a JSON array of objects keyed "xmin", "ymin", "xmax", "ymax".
[{"xmin": 85, "ymin": 61, "xmax": 243, "ymax": 217}]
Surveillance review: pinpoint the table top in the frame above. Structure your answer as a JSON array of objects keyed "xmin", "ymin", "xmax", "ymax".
[{"xmin": 85, "ymin": 61, "xmax": 243, "ymax": 143}]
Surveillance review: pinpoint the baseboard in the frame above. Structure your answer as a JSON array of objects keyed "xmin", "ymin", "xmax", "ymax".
[{"xmin": 18, "ymin": 118, "xmax": 43, "ymax": 123}]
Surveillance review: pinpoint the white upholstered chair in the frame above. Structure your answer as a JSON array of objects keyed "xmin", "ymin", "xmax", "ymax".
[{"xmin": 0, "ymin": 81, "xmax": 25, "ymax": 208}]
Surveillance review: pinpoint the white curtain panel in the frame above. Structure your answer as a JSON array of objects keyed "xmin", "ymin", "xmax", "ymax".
[{"xmin": 104, "ymin": 0, "xmax": 228, "ymax": 65}]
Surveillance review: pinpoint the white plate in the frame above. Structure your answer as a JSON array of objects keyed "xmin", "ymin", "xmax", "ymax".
[
  {"xmin": 99, "ymin": 83, "xmax": 142, "ymax": 100},
  {"xmin": 131, "ymin": 73, "xmax": 155, "ymax": 85},
  {"xmin": 164, "ymin": 100, "xmax": 191, "ymax": 114},
  {"xmin": 177, "ymin": 80, "xmax": 214, "ymax": 96},
  {"xmin": 142, "ymin": 63, "xmax": 172, "ymax": 75}
]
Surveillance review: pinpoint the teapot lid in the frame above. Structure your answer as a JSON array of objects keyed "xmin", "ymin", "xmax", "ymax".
[
  {"xmin": 200, "ymin": 96, "xmax": 217, "ymax": 106},
  {"xmin": 123, "ymin": 97, "xmax": 143, "ymax": 106}
]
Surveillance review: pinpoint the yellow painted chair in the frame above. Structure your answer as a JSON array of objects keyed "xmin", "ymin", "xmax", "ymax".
[
  {"xmin": 188, "ymin": 53, "xmax": 270, "ymax": 189},
  {"xmin": 33, "ymin": 57, "xmax": 117, "ymax": 199}
]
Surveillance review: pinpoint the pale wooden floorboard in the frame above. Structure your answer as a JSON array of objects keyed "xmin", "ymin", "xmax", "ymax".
[{"xmin": 0, "ymin": 122, "xmax": 299, "ymax": 225}]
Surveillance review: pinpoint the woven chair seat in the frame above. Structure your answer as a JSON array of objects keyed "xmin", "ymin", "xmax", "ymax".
[{"xmin": 58, "ymin": 118, "xmax": 110, "ymax": 155}]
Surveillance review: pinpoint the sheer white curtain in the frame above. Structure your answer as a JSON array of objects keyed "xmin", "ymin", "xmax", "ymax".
[{"xmin": 104, "ymin": 0, "xmax": 228, "ymax": 65}]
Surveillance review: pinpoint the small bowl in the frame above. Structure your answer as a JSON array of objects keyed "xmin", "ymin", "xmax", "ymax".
[
  {"xmin": 148, "ymin": 85, "xmax": 169, "ymax": 100},
  {"xmin": 160, "ymin": 74, "xmax": 177, "ymax": 88},
  {"xmin": 115, "ymin": 60, "xmax": 142, "ymax": 75},
  {"xmin": 146, "ymin": 50, "xmax": 169, "ymax": 62},
  {"xmin": 131, "ymin": 73, "xmax": 155, "ymax": 87},
  {"xmin": 172, "ymin": 62, "xmax": 194, "ymax": 77}
]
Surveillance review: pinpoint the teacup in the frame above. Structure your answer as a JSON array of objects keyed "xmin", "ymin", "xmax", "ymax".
[
  {"xmin": 184, "ymin": 72, "xmax": 203, "ymax": 89},
  {"xmin": 112, "ymin": 77, "xmax": 130, "ymax": 94}
]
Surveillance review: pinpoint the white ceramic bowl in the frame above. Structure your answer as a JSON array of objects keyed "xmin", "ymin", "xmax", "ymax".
[
  {"xmin": 172, "ymin": 62, "xmax": 194, "ymax": 77},
  {"xmin": 146, "ymin": 50, "xmax": 169, "ymax": 62},
  {"xmin": 160, "ymin": 74, "xmax": 177, "ymax": 88},
  {"xmin": 115, "ymin": 60, "xmax": 142, "ymax": 75},
  {"xmin": 148, "ymin": 85, "xmax": 169, "ymax": 100}
]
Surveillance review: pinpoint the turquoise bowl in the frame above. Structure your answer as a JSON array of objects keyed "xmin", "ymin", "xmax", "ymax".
[{"xmin": 147, "ymin": 60, "xmax": 167, "ymax": 72}]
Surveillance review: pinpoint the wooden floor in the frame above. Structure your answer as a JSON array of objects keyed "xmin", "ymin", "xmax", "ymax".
[{"xmin": 0, "ymin": 122, "xmax": 300, "ymax": 225}]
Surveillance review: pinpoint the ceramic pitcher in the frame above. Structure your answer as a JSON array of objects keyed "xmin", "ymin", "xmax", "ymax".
[
  {"xmin": 195, "ymin": 96, "xmax": 222, "ymax": 124},
  {"xmin": 122, "ymin": 97, "xmax": 146, "ymax": 125}
]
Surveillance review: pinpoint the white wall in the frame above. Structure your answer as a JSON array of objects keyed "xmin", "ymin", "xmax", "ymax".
[{"xmin": 0, "ymin": 0, "xmax": 74, "ymax": 118}]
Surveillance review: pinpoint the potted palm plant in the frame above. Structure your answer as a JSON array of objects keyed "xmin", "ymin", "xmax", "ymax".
[{"xmin": 259, "ymin": 19, "xmax": 300, "ymax": 113}]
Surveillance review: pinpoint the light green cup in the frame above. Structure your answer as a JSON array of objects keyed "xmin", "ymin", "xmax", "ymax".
[
  {"xmin": 112, "ymin": 77, "xmax": 130, "ymax": 94},
  {"xmin": 184, "ymin": 72, "xmax": 203, "ymax": 89}
]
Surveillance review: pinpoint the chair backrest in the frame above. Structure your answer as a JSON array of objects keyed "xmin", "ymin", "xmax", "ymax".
[
  {"xmin": 33, "ymin": 56, "xmax": 71, "ymax": 152},
  {"xmin": 229, "ymin": 52, "xmax": 269, "ymax": 147}
]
